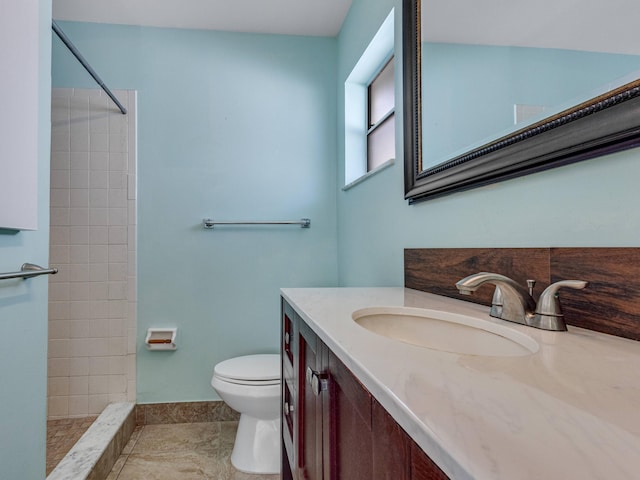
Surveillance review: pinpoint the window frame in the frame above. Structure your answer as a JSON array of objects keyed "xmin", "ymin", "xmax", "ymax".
[{"xmin": 366, "ymin": 56, "xmax": 396, "ymax": 172}]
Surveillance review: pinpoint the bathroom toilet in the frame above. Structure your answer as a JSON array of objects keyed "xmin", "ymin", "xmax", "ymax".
[{"xmin": 211, "ymin": 354, "xmax": 281, "ymax": 474}]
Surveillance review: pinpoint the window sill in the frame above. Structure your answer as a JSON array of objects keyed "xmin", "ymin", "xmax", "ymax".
[{"xmin": 342, "ymin": 158, "xmax": 394, "ymax": 191}]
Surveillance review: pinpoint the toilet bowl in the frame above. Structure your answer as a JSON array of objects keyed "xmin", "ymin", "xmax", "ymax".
[{"xmin": 211, "ymin": 354, "xmax": 281, "ymax": 474}]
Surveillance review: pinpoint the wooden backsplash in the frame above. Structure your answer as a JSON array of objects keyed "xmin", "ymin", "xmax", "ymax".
[{"xmin": 405, "ymin": 248, "xmax": 640, "ymax": 341}]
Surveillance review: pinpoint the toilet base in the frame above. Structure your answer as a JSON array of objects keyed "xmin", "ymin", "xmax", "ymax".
[{"xmin": 230, "ymin": 414, "xmax": 281, "ymax": 474}]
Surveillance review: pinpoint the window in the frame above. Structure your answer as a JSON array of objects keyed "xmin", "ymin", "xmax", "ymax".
[
  {"xmin": 343, "ymin": 9, "xmax": 395, "ymax": 189},
  {"xmin": 367, "ymin": 57, "xmax": 395, "ymax": 172}
]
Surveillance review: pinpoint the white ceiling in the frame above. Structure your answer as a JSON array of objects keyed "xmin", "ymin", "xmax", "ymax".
[
  {"xmin": 53, "ymin": 0, "xmax": 640, "ymax": 55},
  {"xmin": 52, "ymin": 0, "xmax": 353, "ymax": 37}
]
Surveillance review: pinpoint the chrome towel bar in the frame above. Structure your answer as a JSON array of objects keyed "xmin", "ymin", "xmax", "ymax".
[
  {"xmin": 203, "ymin": 218, "xmax": 311, "ymax": 229},
  {"xmin": 0, "ymin": 263, "xmax": 58, "ymax": 281}
]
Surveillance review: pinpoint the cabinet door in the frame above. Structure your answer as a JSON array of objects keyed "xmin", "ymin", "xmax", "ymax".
[
  {"xmin": 282, "ymin": 301, "xmax": 298, "ymax": 480},
  {"xmin": 299, "ymin": 321, "xmax": 325, "ymax": 480},
  {"xmin": 372, "ymin": 399, "xmax": 411, "ymax": 480},
  {"xmin": 411, "ymin": 442, "xmax": 450, "ymax": 480},
  {"xmin": 327, "ymin": 350, "xmax": 373, "ymax": 480},
  {"xmin": 0, "ymin": 0, "xmax": 39, "ymax": 230}
]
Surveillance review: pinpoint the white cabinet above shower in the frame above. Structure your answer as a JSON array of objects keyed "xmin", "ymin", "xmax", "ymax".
[{"xmin": 0, "ymin": 0, "xmax": 39, "ymax": 230}]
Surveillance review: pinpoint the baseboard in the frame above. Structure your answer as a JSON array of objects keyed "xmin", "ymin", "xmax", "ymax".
[{"xmin": 135, "ymin": 400, "xmax": 239, "ymax": 425}]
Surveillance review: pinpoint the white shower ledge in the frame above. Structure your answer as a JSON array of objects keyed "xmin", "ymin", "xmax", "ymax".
[
  {"xmin": 280, "ymin": 287, "xmax": 640, "ymax": 480},
  {"xmin": 47, "ymin": 402, "xmax": 135, "ymax": 480}
]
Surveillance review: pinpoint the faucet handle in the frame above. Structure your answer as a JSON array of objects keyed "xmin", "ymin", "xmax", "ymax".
[
  {"xmin": 536, "ymin": 280, "xmax": 588, "ymax": 315},
  {"xmin": 530, "ymin": 280, "xmax": 588, "ymax": 331}
]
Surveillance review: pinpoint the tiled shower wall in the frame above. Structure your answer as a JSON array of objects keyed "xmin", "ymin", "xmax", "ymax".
[{"xmin": 48, "ymin": 88, "xmax": 137, "ymax": 418}]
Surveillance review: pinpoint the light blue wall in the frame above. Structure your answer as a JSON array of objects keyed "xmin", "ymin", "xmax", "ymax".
[
  {"xmin": 337, "ymin": 0, "xmax": 640, "ymax": 287},
  {"xmin": 423, "ymin": 42, "xmax": 640, "ymax": 165},
  {"xmin": 0, "ymin": 0, "xmax": 51, "ymax": 477},
  {"xmin": 52, "ymin": 23, "xmax": 338, "ymax": 402}
]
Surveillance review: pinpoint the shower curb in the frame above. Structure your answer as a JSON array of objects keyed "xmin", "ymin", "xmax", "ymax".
[{"xmin": 47, "ymin": 402, "xmax": 135, "ymax": 480}]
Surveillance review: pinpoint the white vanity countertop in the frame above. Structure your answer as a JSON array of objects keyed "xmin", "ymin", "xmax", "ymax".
[{"xmin": 280, "ymin": 287, "xmax": 640, "ymax": 480}]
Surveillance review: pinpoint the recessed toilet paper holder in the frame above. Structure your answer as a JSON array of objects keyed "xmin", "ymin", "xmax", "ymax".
[{"xmin": 145, "ymin": 328, "xmax": 177, "ymax": 350}]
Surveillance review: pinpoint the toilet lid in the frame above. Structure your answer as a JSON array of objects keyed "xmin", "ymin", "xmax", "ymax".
[{"xmin": 214, "ymin": 354, "xmax": 280, "ymax": 382}]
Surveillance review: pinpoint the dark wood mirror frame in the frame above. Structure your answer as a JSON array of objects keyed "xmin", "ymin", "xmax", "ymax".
[{"xmin": 403, "ymin": 0, "xmax": 640, "ymax": 204}]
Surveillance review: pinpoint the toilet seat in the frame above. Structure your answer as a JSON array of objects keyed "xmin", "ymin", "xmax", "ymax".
[
  {"xmin": 215, "ymin": 377, "xmax": 280, "ymax": 386},
  {"xmin": 214, "ymin": 354, "xmax": 280, "ymax": 386}
]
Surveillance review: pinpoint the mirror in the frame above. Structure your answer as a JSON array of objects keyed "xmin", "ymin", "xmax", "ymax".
[{"xmin": 403, "ymin": 0, "xmax": 640, "ymax": 203}]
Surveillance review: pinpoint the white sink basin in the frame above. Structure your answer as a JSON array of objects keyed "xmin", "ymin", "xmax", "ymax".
[{"xmin": 352, "ymin": 306, "xmax": 538, "ymax": 357}]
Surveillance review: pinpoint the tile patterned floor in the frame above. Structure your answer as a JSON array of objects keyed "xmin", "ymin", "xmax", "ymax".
[
  {"xmin": 46, "ymin": 416, "xmax": 98, "ymax": 475},
  {"xmin": 107, "ymin": 422, "xmax": 280, "ymax": 480}
]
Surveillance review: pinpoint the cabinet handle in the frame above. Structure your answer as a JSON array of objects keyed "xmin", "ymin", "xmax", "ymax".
[
  {"xmin": 311, "ymin": 374, "xmax": 326, "ymax": 396},
  {"xmin": 284, "ymin": 332, "xmax": 290, "ymax": 344},
  {"xmin": 284, "ymin": 401, "xmax": 294, "ymax": 415},
  {"xmin": 306, "ymin": 367, "xmax": 328, "ymax": 396}
]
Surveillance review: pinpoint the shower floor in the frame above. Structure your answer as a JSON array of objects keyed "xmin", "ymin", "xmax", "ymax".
[{"xmin": 46, "ymin": 416, "xmax": 98, "ymax": 475}]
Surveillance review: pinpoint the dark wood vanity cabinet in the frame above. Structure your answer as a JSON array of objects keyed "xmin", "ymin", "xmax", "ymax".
[{"xmin": 282, "ymin": 299, "xmax": 450, "ymax": 480}]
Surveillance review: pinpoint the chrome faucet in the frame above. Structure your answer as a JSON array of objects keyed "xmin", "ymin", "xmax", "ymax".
[
  {"xmin": 455, "ymin": 272, "xmax": 588, "ymax": 331},
  {"xmin": 456, "ymin": 272, "xmax": 537, "ymax": 324}
]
